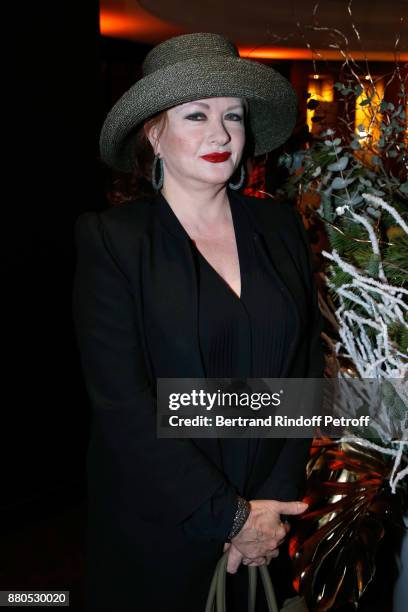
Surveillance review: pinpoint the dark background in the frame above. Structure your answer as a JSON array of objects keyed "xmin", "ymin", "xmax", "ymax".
[
  {"xmin": 3, "ymin": 1, "xmax": 102, "ymax": 607},
  {"xmin": 3, "ymin": 3, "xmax": 157, "ymax": 607},
  {"xmin": 5, "ymin": 0, "xmax": 100, "ymax": 516}
]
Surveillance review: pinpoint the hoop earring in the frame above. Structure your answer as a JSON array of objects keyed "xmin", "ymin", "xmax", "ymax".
[
  {"xmin": 228, "ymin": 164, "xmax": 245, "ymax": 190},
  {"xmin": 151, "ymin": 155, "xmax": 164, "ymax": 191}
]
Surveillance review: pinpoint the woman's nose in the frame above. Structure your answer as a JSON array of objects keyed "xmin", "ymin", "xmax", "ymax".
[{"xmin": 208, "ymin": 119, "xmax": 231, "ymax": 145}]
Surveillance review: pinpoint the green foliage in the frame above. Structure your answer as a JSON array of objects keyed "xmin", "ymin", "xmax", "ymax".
[
  {"xmin": 388, "ymin": 321, "xmax": 408, "ymax": 354},
  {"xmin": 329, "ymin": 266, "xmax": 352, "ymax": 293},
  {"xmin": 277, "ymin": 83, "xmax": 408, "ymax": 387},
  {"xmin": 327, "ymin": 222, "xmax": 372, "ymax": 267},
  {"xmin": 382, "ymin": 234, "xmax": 408, "ymax": 287},
  {"xmin": 365, "ymin": 253, "xmax": 381, "ymax": 277},
  {"xmin": 381, "ymin": 380, "xmax": 407, "ymax": 420}
]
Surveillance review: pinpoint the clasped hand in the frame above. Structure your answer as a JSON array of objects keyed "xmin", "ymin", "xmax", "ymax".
[{"xmin": 223, "ymin": 499, "xmax": 308, "ymax": 574}]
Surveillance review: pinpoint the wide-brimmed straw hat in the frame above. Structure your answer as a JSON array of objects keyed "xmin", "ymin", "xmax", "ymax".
[{"xmin": 100, "ymin": 32, "xmax": 298, "ymax": 173}]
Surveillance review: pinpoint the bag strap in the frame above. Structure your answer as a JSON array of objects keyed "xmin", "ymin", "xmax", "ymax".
[
  {"xmin": 257, "ymin": 565, "xmax": 279, "ymax": 612},
  {"xmin": 248, "ymin": 563, "xmax": 257, "ymax": 612},
  {"xmin": 205, "ymin": 552, "xmax": 280, "ymax": 612}
]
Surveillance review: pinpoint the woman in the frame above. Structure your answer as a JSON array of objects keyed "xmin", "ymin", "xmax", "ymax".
[{"xmin": 73, "ymin": 32, "xmax": 324, "ymax": 611}]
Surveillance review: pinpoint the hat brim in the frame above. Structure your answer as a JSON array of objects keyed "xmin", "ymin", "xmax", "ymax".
[{"xmin": 100, "ymin": 56, "xmax": 298, "ymax": 173}]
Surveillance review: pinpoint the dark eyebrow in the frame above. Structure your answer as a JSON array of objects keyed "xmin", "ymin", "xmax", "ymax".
[{"xmin": 178, "ymin": 101, "xmax": 244, "ymax": 112}]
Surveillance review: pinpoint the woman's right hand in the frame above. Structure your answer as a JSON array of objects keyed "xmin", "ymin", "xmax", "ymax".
[{"xmin": 230, "ymin": 499, "xmax": 308, "ymax": 563}]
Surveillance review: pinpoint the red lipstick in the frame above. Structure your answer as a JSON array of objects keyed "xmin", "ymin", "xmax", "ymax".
[{"xmin": 200, "ymin": 152, "xmax": 231, "ymax": 163}]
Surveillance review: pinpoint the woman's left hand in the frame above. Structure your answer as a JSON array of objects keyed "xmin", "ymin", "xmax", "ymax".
[
  {"xmin": 223, "ymin": 519, "xmax": 290, "ymax": 573},
  {"xmin": 223, "ymin": 542, "xmax": 278, "ymax": 573}
]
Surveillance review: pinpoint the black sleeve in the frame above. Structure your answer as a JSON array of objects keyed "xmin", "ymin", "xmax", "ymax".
[
  {"xmin": 181, "ymin": 484, "xmax": 239, "ymax": 542},
  {"xmin": 73, "ymin": 211, "xmax": 239, "ymax": 533},
  {"xmin": 250, "ymin": 438, "xmax": 313, "ymax": 502},
  {"xmin": 250, "ymin": 204, "xmax": 325, "ymax": 503}
]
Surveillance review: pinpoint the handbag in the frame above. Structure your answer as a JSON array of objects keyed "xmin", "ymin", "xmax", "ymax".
[{"xmin": 205, "ymin": 551, "xmax": 308, "ymax": 612}]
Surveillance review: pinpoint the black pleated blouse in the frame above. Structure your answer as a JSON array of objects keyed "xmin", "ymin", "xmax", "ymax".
[{"xmin": 182, "ymin": 193, "xmax": 297, "ymax": 542}]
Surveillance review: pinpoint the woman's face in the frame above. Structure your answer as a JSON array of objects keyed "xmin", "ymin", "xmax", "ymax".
[{"xmin": 148, "ymin": 97, "xmax": 246, "ymax": 188}]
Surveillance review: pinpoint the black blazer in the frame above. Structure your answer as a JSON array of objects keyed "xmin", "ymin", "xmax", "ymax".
[{"xmin": 72, "ymin": 189, "xmax": 324, "ymax": 610}]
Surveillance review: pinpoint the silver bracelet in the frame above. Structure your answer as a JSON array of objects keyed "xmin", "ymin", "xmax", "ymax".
[{"xmin": 227, "ymin": 496, "xmax": 251, "ymax": 542}]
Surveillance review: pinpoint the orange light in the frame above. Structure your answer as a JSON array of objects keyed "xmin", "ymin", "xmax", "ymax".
[
  {"xmin": 100, "ymin": 11, "xmax": 139, "ymax": 37},
  {"xmin": 238, "ymin": 47, "xmax": 408, "ymax": 62},
  {"xmin": 306, "ymin": 75, "xmax": 334, "ymax": 132},
  {"xmin": 98, "ymin": 10, "xmax": 408, "ymax": 62},
  {"xmin": 100, "ymin": 9, "xmax": 180, "ymax": 42},
  {"xmin": 355, "ymin": 77, "xmax": 385, "ymax": 145},
  {"xmin": 239, "ymin": 47, "xmax": 313, "ymax": 60}
]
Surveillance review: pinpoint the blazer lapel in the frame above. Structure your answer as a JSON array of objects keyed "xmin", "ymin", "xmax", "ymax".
[
  {"xmin": 149, "ymin": 192, "xmax": 222, "ymax": 464},
  {"xmin": 147, "ymin": 191, "xmax": 206, "ymax": 378}
]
